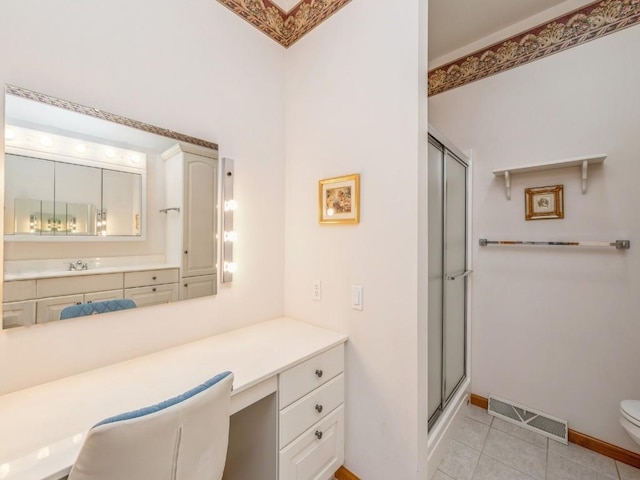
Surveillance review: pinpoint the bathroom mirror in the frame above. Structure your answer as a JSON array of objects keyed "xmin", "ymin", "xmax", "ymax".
[{"xmin": 3, "ymin": 85, "xmax": 219, "ymax": 329}]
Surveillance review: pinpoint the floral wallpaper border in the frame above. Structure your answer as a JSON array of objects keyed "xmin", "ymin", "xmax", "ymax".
[
  {"xmin": 428, "ymin": 0, "xmax": 640, "ymax": 96},
  {"xmin": 217, "ymin": 0, "xmax": 352, "ymax": 48}
]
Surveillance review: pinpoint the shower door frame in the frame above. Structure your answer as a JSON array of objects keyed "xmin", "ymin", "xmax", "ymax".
[{"xmin": 427, "ymin": 128, "xmax": 472, "ymax": 431}]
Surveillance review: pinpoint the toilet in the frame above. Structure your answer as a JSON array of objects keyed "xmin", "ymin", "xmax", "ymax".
[{"xmin": 620, "ymin": 400, "xmax": 640, "ymax": 445}]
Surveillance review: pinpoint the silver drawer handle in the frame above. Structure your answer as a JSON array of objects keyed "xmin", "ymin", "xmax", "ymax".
[
  {"xmin": 315, "ymin": 404, "xmax": 323, "ymax": 413},
  {"xmin": 315, "ymin": 369, "xmax": 323, "ymax": 378},
  {"xmin": 315, "ymin": 430, "xmax": 323, "ymax": 440},
  {"xmin": 446, "ymin": 270, "xmax": 473, "ymax": 281}
]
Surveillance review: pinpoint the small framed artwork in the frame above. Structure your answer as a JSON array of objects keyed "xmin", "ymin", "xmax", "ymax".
[
  {"xmin": 525, "ymin": 185, "xmax": 564, "ymax": 220},
  {"xmin": 319, "ymin": 173, "xmax": 360, "ymax": 224}
]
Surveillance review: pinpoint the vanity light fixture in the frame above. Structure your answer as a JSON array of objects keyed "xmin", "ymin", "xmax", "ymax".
[
  {"xmin": 40, "ymin": 136, "xmax": 53, "ymax": 147},
  {"xmin": 221, "ymin": 157, "xmax": 235, "ymax": 283},
  {"xmin": 4, "ymin": 128, "xmax": 15, "ymax": 140}
]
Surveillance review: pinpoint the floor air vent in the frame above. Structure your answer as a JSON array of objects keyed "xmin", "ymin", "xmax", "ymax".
[{"xmin": 488, "ymin": 395, "xmax": 568, "ymax": 444}]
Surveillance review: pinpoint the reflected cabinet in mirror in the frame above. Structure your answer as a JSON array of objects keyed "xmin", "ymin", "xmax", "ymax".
[{"xmin": 2, "ymin": 85, "xmax": 219, "ymax": 329}]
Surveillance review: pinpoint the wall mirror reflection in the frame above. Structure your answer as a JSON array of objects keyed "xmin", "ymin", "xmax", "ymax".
[{"xmin": 3, "ymin": 86, "xmax": 219, "ymax": 329}]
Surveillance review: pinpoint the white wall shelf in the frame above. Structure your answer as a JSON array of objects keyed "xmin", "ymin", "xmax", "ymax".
[{"xmin": 492, "ymin": 154, "xmax": 607, "ymax": 199}]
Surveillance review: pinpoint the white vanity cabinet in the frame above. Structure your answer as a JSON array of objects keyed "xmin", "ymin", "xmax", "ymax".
[
  {"xmin": 278, "ymin": 345, "xmax": 345, "ymax": 480},
  {"xmin": 123, "ymin": 268, "xmax": 180, "ymax": 308},
  {"xmin": 163, "ymin": 143, "xmax": 218, "ymax": 300},
  {"xmin": 2, "ymin": 268, "xmax": 180, "ymax": 327}
]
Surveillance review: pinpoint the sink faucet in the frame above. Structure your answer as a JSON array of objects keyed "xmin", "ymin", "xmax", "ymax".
[{"xmin": 68, "ymin": 260, "xmax": 89, "ymax": 271}]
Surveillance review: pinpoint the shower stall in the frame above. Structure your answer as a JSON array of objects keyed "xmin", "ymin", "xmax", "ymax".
[{"xmin": 427, "ymin": 129, "xmax": 470, "ymax": 431}]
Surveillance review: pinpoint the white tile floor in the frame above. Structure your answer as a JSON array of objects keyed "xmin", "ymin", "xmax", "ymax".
[{"xmin": 434, "ymin": 405, "xmax": 640, "ymax": 480}]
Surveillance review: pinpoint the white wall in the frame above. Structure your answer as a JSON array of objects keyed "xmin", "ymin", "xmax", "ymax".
[
  {"xmin": 0, "ymin": 0, "xmax": 286, "ymax": 394},
  {"xmin": 284, "ymin": 0, "xmax": 429, "ymax": 477},
  {"xmin": 429, "ymin": 26, "xmax": 640, "ymax": 451}
]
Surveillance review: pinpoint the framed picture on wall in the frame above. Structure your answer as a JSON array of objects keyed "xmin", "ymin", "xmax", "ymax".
[
  {"xmin": 525, "ymin": 185, "xmax": 564, "ymax": 220},
  {"xmin": 318, "ymin": 173, "xmax": 360, "ymax": 224}
]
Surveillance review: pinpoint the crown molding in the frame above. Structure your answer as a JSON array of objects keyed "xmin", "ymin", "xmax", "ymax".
[
  {"xmin": 217, "ymin": 0, "xmax": 352, "ymax": 48},
  {"xmin": 428, "ymin": 0, "xmax": 640, "ymax": 97}
]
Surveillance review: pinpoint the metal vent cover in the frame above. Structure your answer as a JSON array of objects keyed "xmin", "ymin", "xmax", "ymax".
[{"xmin": 488, "ymin": 395, "xmax": 568, "ymax": 444}]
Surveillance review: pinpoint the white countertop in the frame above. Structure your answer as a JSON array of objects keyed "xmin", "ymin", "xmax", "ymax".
[
  {"xmin": 0, "ymin": 317, "xmax": 347, "ymax": 480},
  {"xmin": 4, "ymin": 264, "xmax": 179, "ymax": 281}
]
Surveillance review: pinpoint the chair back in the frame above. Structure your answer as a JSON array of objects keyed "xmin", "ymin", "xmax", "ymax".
[
  {"xmin": 67, "ymin": 371, "xmax": 233, "ymax": 480},
  {"xmin": 59, "ymin": 299, "xmax": 137, "ymax": 320}
]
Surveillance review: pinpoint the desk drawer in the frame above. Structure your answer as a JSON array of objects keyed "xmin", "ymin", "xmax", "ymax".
[
  {"xmin": 279, "ymin": 345, "xmax": 344, "ymax": 409},
  {"xmin": 4, "ymin": 280, "xmax": 37, "ymax": 302},
  {"xmin": 124, "ymin": 268, "xmax": 179, "ymax": 288},
  {"xmin": 37, "ymin": 273, "xmax": 123, "ymax": 298},
  {"xmin": 279, "ymin": 373, "xmax": 343, "ymax": 449},
  {"xmin": 279, "ymin": 405, "xmax": 344, "ymax": 480}
]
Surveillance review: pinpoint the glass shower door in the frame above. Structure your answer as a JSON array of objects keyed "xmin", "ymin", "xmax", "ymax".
[
  {"xmin": 443, "ymin": 152, "xmax": 467, "ymax": 402},
  {"xmin": 427, "ymin": 136, "xmax": 468, "ymax": 428}
]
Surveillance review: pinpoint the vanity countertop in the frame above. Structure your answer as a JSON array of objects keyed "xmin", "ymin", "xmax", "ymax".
[{"xmin": 4, "ymin": 264, "xmax": 180, "ymax": 282}]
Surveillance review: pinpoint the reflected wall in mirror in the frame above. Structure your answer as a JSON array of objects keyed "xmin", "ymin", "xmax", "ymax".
[{"xmin": 2, "ymin": 85, "xmax": 220, "ymax": 329}]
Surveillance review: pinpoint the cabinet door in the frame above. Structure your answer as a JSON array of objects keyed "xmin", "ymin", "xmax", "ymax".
[
  {"xmin": 3, "ymin": 301, "xmax": 36, "ymax": 328},
  {"xmin": 37, "ymin": 294, "xmax": 85, "ymax": 323},
  {"xmin": 279, "ymin": 405, "xmax": 344, "ymax": 480},
  {"xmin": 183, "ymin": 155, "xmax": 217, "ymax": 278},
  {"xmin": 182, "ymin": 274, "xmax": 216, "ymax": 300},
  {"xmin": 124, "ymin": 284, "xmax": 179, "ymax": 308},
  {"xmin": 85, "ymin": 289, "xmax": 124, "ymax": 303}
]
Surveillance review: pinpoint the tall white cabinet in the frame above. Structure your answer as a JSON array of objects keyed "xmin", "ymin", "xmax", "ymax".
[{"xmin": 162, "ymin": 143, "xmax": 218, "ymax": 300}]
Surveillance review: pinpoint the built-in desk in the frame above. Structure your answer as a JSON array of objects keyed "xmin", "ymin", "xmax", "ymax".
[{"xmin": 0, "ymin": 317, "xmax": 348, "ymax": 480}]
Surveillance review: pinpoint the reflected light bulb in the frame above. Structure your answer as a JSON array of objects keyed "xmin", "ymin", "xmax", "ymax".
[
  {"xmin": 326, "ymin": 208, "xmax": 335, "ymax": 216},
  {"xmin": 75, "ymin": 143, "xmax": 87, "ymax": 153},
  {"xmin": 5, "ymin": 128, "xmax": 15, "ymax": 140},
  {"xmin": 0, "ymin": 463, "xmax": 10, "ymax": 479},
  {"xmin": 104, "ymin": 148, "xmax": 115, "ymax": 158},
  {"xmin": 72, "ymin": 433, "xmax": 84, "ymax": 444},
  {"xmin": 224, "ymin": 199, "xmax": 238, "ymax": 211},
  {"xmin": 131, "ymin": 154, "xmax": 141, "ymax": 163},
  {"xmin": 224, "ymin": 262, "xmax": 237, "ymax": 273},
  {"xmin": 224, "ymin": 231, "xmax": 238, "ymax": 242},
  {"xmin": 40, "ymin": 136, "xmax": 53, "ymax": 147}
]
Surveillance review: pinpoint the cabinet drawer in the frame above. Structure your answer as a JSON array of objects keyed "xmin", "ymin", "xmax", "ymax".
[
  {"xmin": 124, "ymin": 268, "xmax": 179, "ymax": 288},
  {"xmin": 279, "ymin": 345, "xmax": 344, "ymax": 409},
  {"xmin": 37, "ymin": 273, "xmax": 123, "ymax": 298},
  {"xmin": 3, "ymin": 300, "xmax": 36, "ymax": 329},
  {"xmin": 124, "ymin": 283, "xmax": 179, "ymax": 308},
  {"xmin": 182, "ymin": 274, "xmax": 216, "ymax": 300},
  {"xmin": 279, "ymin": 405, "xmax": 344, "ymax": 480},
  {"xmin": 280, "ymin": 374, "xmax": 344, "ymax": 449},
  {"xmin": 4, "ymin": 280, "xmax": 37, "ymax": 302},
  {"xmin": 85, "ymin": 289, "xmax": 124, "ymax": 302}
]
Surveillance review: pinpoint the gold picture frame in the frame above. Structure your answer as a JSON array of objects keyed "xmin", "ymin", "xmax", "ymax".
[
  {"xmin": 319, "ymin": 174, "xmax": 360, "ymax": 224},
  {"xmin": 525, "ymin": 185, "xmax": 564, "ymax": 220}
]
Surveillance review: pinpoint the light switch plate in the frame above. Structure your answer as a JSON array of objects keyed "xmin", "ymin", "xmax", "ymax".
[{"xmin": 351, "ymin": 285, "xmax": 363, "ymax": 310}]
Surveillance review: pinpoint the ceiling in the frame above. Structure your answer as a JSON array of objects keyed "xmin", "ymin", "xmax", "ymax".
[{"xmin": 428, "ymin": 0, "xmax": 568, "ymax": 60}]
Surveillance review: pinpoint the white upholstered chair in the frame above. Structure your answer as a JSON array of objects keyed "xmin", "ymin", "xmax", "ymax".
[{"xmin": 67, "ymin": 371, "xmax": 234, "ymax": 480}]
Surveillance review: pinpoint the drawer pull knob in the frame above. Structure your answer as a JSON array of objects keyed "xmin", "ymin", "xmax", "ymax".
[
  {"xmin": 315, "ymin": 430, "xmax": 323, "ymax": 440},
  {"xmin": 152, "ymin": 276, "xmax": 157, "ymax": 280},
  {"xmin": 315, "ymin": 369, "xmax": 323, "ymax": 378},
  {"xmin": 315, "ymin": 404, "xmax": 323, "ymax": 413},
  {"xmin": 152, "ymin": 288, "xmax": 157, "ymax": 292}
]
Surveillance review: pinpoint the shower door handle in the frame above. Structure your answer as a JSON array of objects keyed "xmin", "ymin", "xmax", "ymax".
[{"xmin": 446, "ymin": 270, "xmax": 472, "ymax": 281}]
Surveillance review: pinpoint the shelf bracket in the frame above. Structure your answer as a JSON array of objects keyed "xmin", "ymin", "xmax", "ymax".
[
  {"xmin": 504, "ymin": 171, "xmax": 511, "ymax": 200},
  {"xmin": 581, "ymin": 160, "xmax": 588, "ymax": 194}
]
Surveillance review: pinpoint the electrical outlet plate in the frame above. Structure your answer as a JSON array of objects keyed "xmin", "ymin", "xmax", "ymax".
[
  {"xmin": 351, "ymin": 285, "xmax": 363, "ymax": 310},
  {"xmin": 312, "ymin": 280, "xmax": 322, "ymax": 301}
]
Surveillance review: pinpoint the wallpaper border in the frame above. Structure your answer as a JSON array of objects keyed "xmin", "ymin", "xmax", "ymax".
[
  {"xmin": 217, "ymin": 0, "xmax": 352, "ymax": 47},
  {"xmin": 428, "ymin": 0, "xmax": 640, "ymax": 97}
]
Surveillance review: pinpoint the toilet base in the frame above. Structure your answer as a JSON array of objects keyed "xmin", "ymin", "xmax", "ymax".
[{"xmin": 620, "ymin": 416, "xmax": 640, "ymax": 446}]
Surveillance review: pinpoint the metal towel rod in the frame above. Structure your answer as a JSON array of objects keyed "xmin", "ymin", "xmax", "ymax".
[
  {"xmin": 159, "ymin": 207, "xmax": 180, "ymax": 214},
  {"xmin": 479, "ymin": 238, "xmax": 630, "ymax": 250}
]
